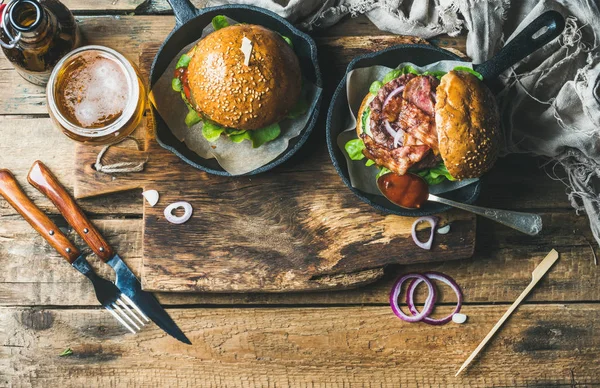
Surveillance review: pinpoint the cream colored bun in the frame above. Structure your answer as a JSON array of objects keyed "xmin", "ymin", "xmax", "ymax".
[
  {"xmin": 187, "ymin": 24, "xmax": 302, "ymax": 130},
  {"xmin": 435, "ymin": 70, "xmax": 501, "ymax": 179}
]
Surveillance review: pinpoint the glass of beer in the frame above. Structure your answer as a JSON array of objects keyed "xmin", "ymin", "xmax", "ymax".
[{"xmin": 46, "ymin": 45, "xmax": 146, "ymax": 144}]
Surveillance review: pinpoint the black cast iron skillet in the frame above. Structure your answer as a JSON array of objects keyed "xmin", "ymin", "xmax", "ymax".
[
  {"xmin": 326, "ymin": 11, "xmax": 565, "ymax": 216},
  {"xmin": 150, "ymin": 0, "xmax": 322, "ymax": 176}
]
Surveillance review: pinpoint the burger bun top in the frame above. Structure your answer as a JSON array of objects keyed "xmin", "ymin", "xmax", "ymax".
[
  {"xmin": 435, "ymin": 70, "xmax": 501, "ymax": 179},
  {"xmin": 187, "ymin": 24, "xmax": 302, "ymax": 130}
]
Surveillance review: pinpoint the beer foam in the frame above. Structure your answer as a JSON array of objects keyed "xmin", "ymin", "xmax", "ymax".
[{"xmin": 60, "ymin": 53, "xmax": 130, "ymax": 128}]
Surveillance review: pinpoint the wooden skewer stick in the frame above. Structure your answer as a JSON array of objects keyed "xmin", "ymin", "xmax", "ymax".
[{"xmin": 455, "ymin": 249, "xmax": 560, "ymax": 377}]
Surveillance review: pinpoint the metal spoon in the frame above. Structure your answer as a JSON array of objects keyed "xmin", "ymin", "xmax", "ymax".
[{"xmin": 377, "ymin": 173, "xmax": 543, "ymax": 236}]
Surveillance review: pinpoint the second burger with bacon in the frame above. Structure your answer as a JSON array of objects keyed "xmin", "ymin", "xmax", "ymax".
[{"xmin": 345, "ymin": 66, "xmax": 501, "ymax": 184}]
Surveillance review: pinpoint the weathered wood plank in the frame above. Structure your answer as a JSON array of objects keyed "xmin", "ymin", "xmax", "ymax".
[
  {"xmin": 0, "ymin": 211, "xmax": 598, "ymax": 306},
  {"xmin": 62, "ymin": 0, "xmax": 146, "ymax": 12},
  {"xmin": 2, "ymin": 304, "xmax": 600, "ymax": 387},
  {"xmin": 0, "ymin": 117, "xmax": 144, "ymax": 216}
]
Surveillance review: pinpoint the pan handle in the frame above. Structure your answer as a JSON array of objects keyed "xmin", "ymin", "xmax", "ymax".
[
  {"xmin": 473, "ymin": 10, "xmax": 565, "ymax": 81},
  {"xmin": 168, "ymin": 0, "xmax": 198, "ymax": 26}
]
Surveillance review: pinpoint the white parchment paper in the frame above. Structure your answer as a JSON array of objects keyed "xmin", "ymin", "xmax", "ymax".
[
  {"xmin": 336, "ymin": 61, "xmax": 479, "ymax": 196},
  {"xmin": 150, "ymin": 17, "xmax": 322, "ymax": 175}
]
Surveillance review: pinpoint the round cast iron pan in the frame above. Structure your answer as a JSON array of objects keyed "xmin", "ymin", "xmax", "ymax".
[
  {"xmin": 326, "ymin": 11, "xmax": 565, "ymax": 216},
  {"xmin": 150, "ymin": 0, "xmax": 322, "ymax": 176}
]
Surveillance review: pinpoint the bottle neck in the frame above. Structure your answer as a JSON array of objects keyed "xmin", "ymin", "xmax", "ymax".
[{"xmin": 8, "ymin": 0, "xmax": 54, "ymax": 44}]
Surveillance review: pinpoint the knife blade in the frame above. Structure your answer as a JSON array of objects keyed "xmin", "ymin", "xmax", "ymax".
[{"xmin": 27, "ymin": 161, "xmax": 191, "ymax": 345}]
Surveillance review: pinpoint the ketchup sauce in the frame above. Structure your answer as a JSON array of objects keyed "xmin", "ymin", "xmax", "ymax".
[{"xmin": 377, "ymin": 173, "xmax": 429, "ymax": 209}]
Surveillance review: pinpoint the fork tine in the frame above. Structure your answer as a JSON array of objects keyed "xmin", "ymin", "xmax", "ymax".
[
  {"xmin": 116, "ymin": 297, "xmax": 145, "ymax": 327},
  {"xmin": 120, "ymin": 293, "xmax": 150, "ymax": 322},
  {"xmin": 106, "ymin": 305, "xmax": 136, "ymax": 334},
  {"xmin": 112, "ymin": 302, "xmax": 141, "ymax": 331}
]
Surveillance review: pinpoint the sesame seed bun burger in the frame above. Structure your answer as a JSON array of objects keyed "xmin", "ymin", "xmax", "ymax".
[
  {"xmin": 346, "ymin": 66, "xmax": 501, "ymax": 184},
  {"xmin": 172, "ymin": 16, "xmax": 305, "ymax": 148}
]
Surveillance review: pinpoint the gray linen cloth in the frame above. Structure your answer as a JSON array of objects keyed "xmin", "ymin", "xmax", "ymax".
[{"xmin": 209, "ymin": 0, "xmax": 600, "ymax": 245}]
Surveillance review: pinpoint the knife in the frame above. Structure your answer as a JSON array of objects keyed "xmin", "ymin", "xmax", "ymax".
[{"xmin": 27, "ymin": 161, "xmax": 191, "ymax": 345}]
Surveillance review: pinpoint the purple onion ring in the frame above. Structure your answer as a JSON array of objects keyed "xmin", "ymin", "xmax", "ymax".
[
  {"xmin": 383, "ymin": 85, "xmax": 405, "ymax": 109},
  {"xmin": 406, "ymin": 272, "xmax": 463, "ymax": 325},
  {"xmin": 411, "ymin": 217, "xmax": 438, "ymax": 250},
  {"xmin": 384, "ymin": 120, "xmax": 398, "ymax": 138},
  {"xmin": 393, "ymin": 127, "xmax": 405, "ymax": 148},
  {"xmin": 390, "ymin": 273, "xmax": 437, "ymax": 323}
]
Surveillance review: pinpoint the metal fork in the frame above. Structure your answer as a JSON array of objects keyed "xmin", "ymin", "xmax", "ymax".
[
  {"xmin": 72, "ymin": 257, "xmax": 150, "ymax": 333},
  {"xmin": 0, "ymin": 169, "xmax": 148, "ymax": 334}
]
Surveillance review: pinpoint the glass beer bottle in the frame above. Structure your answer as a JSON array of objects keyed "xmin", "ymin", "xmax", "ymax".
[{"xmin": 0, "ymin": 0, "xmax": 81, "ymax": 86}]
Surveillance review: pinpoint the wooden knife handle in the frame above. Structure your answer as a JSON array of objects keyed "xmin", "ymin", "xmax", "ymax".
[
  {"xmin": 27, "ymin": 161, "xmax": 114, "ymax": 262},
  {"xmin": 0, "ymin": 169, "xmax": 80, "ymax": 263}
]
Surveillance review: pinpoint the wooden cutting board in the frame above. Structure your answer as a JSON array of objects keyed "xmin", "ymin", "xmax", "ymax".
[{"xmin": 71, "ymin": 42, "xmax": 476, "ymax": 293}]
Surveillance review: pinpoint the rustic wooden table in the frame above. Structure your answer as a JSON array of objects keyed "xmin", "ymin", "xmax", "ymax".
[{"xmin": 1, "ymin": 1, "xmax": 599, "ymax": 387}]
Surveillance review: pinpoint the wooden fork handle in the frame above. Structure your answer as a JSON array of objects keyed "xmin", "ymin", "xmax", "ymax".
[
  {"xmin": 0, "ymin": 169, "xmax": 80, "ymax": 263},
  {"xmin": 27, "ymin": 161, "xmax": 114, "ymax": 262}
]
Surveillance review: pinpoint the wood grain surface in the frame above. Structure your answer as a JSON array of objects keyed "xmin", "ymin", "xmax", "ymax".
[
  {"xmin": 73, "ymin": 119, "xmax": 476, "ymax": 292},
  {"xmin": 0, "ymin": 5, "xmax": 598, "ymax": 387},
  {"xmin": 2, "ymin": 304, "xmax": 600, "ymax": 387}
]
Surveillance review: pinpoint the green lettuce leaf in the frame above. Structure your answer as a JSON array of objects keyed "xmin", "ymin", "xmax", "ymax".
[
  {"xmin": 249, "ymin": 123, "xmax": 281, "ymax": 148},
  {"xmin": 229, "ymin": 131, "xmax": 252, "ymax": 143},
  {"xmin": 415, "ymin": 161, "xmax": 456, "ymax": 185},
  {"xmin": 212, "ymin": 15, "xmax": 229, "ymax": 31},
  {"xmin": 185, "ymin": 108, "xmax": 201, "ymax": 127},
  {"xmin": 345, "ymin": 138, "xmax": 366, "ymax": 161},
  {"xmin": 365, "ymin": 159, "xmax": 375, "ymax": 167},
  {"xmin": 225, "ymin": 128, "xmax": 247, "ymax": 136},
  {"xmin": 59, "ymin": 348, "xmax": 73, "ymax": 357},
  {"xmin": 202, "ymin": 120, "xmax": 225, "ymax": 142},
  {"xmin": 201, "ymin": 121, "xmax": 281, "ymax": 147},
  {"xmin": 281, "ymin": 35, "xmax": 293, "ymax": 48},
  {"xmin": 382, "ymin": 65, "xmax": 422, "ymax": 84},
  {"xmin": 361, "ymin": 106, "xmax": 371, "ymax": 133},
  {"xmin": 369, "ymin": 81, "xmax": 383, "ymax": 95},
  {"xmin": 423, "ymin": 70, "xmax": 446, "ymax": 80},
  {"xmin": 401, "ymin": 65, "xmax": 420, "ymax": 75},
  {"xmin": 382, "ymin": 69, "xmax": 402, "ymax": 84},
  {"xmin": 453, "ymin": 66, "xmax": 484, "ymax": 81},
  {"xmin": 171, "ymin": 77, "xmax": 182, "ymax": 92},
  {"xmin": 172, "ymin": 53, "xmax": 191, "ymax": 93},
  {"xmin": 176, "ymin": 54, "xmax": 191, "ymax": 69}
]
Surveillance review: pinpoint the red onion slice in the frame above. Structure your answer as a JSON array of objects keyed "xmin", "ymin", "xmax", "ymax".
[
  {"xmin": 384, "ymin": 120, "xmax": 397, "ymax": 138},
  {"xmin": 393, "ymin": 127, "xmax": 405, "ymax": 148},
  {"xmin": 164, "ymin": 201, "xmax": 193, "ymax": 224},
  {"xmin": 406, "ymin": 272, "xmax": 463, "ymax": 325},
  {"xmin": 380, "ymin": 85, "xmax": 406, "ymax": 145},
  {"xmin": 390, "ymin": 273, "xmax": 436, "ymax": 323},
  {"xmin": 411, "ymin": 216, "xmax": 438, "ymax": 250},
  {"xmin": 383, "ymin": 85, "xmax": 405, "ymax": 109}
]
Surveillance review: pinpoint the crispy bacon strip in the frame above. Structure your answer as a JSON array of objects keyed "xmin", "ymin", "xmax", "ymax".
[
  {"xmin": 361, "ymin": 133, "xmax": 430, "ymax": 175},
  {"xmin": 383, "ymin": 98, "xmax": 438, "ymax": 152},
  {"xmin": 403, "ymin": 75, "xmax": 439, "ymax": 116}
]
